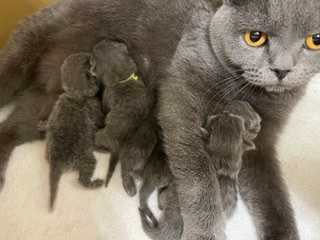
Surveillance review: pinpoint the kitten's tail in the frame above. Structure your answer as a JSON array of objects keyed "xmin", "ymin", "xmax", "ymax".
[
  {"xmin": 49, "ymin": 161, "xmax": 62, "ymax": 211},
  {"xmin": 105, "ymin": 153, "xmax": 119, "ymax": 187}
]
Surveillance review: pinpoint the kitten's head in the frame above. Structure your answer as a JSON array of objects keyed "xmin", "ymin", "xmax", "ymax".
[
  {"xmin": 91, "ymin": 40, "xmax": 137, "ymax": 84},
  {"xmin": 210, "ymin": 0, "xmax": 320, "ymax": 94},
  {"xmin": 61, "ymin": 53, "xmax": 99, "ymax": 97},
  {"xmin": 203, "ymin": 112, "xmax": 252, "ymax": 159}
]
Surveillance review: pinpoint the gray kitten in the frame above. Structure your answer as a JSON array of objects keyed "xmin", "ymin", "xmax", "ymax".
[
  {"xmin": 0, "ymin": 0, "xmax": 319, "ymax": 239},
  {"xmin": 201, "ymin": 101, "xmax": 261, "ymax": 219},
  {"xmin": 91, "ymin": 40, "xmax": 157, "ymax": 196},
  {"xmin": 44, "ymin": 53, "xmax": 104, "ymax": 210},
  {"xmin": 138, "ymin": 144, "xmax": 183, "ymax": 240}
]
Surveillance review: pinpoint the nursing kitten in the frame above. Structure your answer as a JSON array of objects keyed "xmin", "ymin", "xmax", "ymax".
[
  {"xmin": 44, "ymin": 53, "xmax": 104, "ymax": 210},
  {"xmin": 0, "ymin": 0, "xmax": 319, "ymax": 239},
  {"xmin": 138, "ymin": 144, "xmax": 183, "ymax": 240},
  {"xmin": 92, "ymin": 40, "xmax": 157, "ymax": 196},
  {"xmin": 201, "ymin": 103, "xmax": 260, "ymax": 219}
]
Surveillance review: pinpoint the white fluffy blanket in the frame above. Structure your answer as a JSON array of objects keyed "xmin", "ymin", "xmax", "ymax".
[{"xmin": 0, "ymin": 77, "xmax": 319, "ymax": 240}]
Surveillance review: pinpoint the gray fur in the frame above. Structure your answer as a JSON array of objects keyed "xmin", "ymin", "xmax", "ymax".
[
  {"xmin": 157, "ymin": 1, "xmax": 319, "ymax": 239},
  {"xmin": 0, "ymin": 0, "xmax": 318, "ymax": 239},
  {"xmin": 46, "ymin": 53, "xmax": 104, "ymax": 210},
  {"xmin": 92, "ymin": 40, "xmax": 157, "ymax": 196}
]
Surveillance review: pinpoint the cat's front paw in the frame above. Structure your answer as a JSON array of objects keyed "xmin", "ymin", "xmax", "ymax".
[
  {"xmin": 79, "ymin": 178, "xmax": 104, "ymax": 189},
  {"xmin": 225, "ymin": 101, "xmax": 261, "ymax": 140},
  {"xmin": 122, "ymin": 173, "xmax": 137, "ymax": 197}
]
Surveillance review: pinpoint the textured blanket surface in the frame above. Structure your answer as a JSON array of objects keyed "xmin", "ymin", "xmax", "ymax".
[{"xmin": 0, "ymin": 77, "xmax": 319, "ymax": 240}]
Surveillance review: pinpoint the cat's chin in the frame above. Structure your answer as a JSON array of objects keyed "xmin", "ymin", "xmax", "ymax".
[{"xmin": 265, "ymin": 85, "xmax": 288, "ymax": 93}]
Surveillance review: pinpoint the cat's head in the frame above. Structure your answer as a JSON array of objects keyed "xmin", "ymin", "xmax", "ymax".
[
  {"xmin": 61, "ymin": 53, "xmax": 99, "ymax": 97},
  {"xmin": 210, "ymin": 0, "xmax": 320, "ymax": 94},
  {"xmin": 91, "ymin": 40, "xmax": 138, "ymax": 84}
]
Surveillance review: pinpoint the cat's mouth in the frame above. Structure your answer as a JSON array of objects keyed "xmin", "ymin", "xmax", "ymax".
[{"xmin": 264, "ymin": 85, "xmax": 289, "ymax": 93}]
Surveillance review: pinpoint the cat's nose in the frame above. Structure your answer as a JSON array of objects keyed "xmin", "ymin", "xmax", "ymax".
[{"xmin": 270, "ymin": 68, "xmax": 291, "ymax": 81}]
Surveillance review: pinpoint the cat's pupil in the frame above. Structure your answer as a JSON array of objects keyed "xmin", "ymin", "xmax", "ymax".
[
  {"xmin": 312, "ymin": 33, "xmax": 320, "ymax": 45},
  {"xmin": 250, "ymin": 32, "xmax": 262, "ymax": 42}
]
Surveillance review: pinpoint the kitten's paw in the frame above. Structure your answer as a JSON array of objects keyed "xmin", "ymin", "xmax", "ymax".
[
  {"xmin": 225, "ymin": 101, "xmax": 261, "ymax": 140},
  {"xmin": 139, "ymin": 207, "xmax": 158, "ymax": 228},
  {"xmin": 122, "ymin": 175, "xmax": 137, "ymax": 197},
  {"xmin": 79, "ymin": 178, "xmax": 104, "ymax": 189}
]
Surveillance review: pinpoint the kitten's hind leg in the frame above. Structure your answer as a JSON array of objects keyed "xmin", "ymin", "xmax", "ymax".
[
  {"xmin": 49, "ymin": 160, "xmax": 63, "ymax": 211},
  {"xmin": 119, "ymin": 149, "xmax": 137, "ymax": 197},
  {"xmin": 78, "ymin": 153, "xmax": 104, "ymax": 188},
  {"xmin": 105, "ymin": 152, "xmax": 119, "ymax": 187},
  {"xmin": 0, "ymin": 88, "xmax": 56, "ymax": 191}
]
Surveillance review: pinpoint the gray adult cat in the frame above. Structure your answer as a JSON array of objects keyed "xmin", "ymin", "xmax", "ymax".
[
  {"xmin": 0, "ymin": 0, "xmax": 319, "ymax": 239},
  {"xmin": 41, "ymin": 53, "xmax": 105, "ymax": 210},
  {"xmin": 158, "ymin": 1, "xmax": 320, "ymax": 239}
]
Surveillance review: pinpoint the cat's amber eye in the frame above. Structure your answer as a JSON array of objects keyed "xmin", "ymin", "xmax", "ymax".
[
  {"xmin": 305, "ymin": 33, "xmax": 320, "ymax": 50},
  {"xmin": 244, "ymin": 31, "xmax": 268, "ymax": 47}
]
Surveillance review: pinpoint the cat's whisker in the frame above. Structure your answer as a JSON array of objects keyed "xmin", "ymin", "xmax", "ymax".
[
  {"xmin": 203, "ymin": 76, "xmax": 243, "ymax": 104},
  {"xmin": 203, "ymin": 75, "xmax": 242, "ymax": 99},
  {"xmin": 207, "ymin": 82, "xmax": 240, "ymax": 112}
]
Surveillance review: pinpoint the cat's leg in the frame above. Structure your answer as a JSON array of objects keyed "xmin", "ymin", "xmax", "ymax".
[
  {"xmin": 139, "ymin": 180, "xmax": 158, "ymax": 228},
  {"xmin": 0, "ymin": 88, "xmax": 57, "ymax": 191},
  {"xmin": 239, "ymin": 140, "xmax": 300, "ymax": 240},
  {"xmin": 105, "ymin": 152, "xmax": 119, "ymax": 187},
  {"xmin": 120, "ymin": 151, "xmax": 137, "ymax": 197},
  {"xmin": 158, "ymin": 85, "xmax": 227, "ymax": 240},
  {"xmin": 78, "ymin": 153, "xmax": 104, "ymax": 188},
  {"xmin": 140, "ymin": 184, "xmax": 183, "ymax": 240}
]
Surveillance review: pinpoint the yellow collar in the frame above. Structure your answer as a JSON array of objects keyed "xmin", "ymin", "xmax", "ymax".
[{"xmin": 119, "ymin": 73, "xmax": 139, "ymax": 84}]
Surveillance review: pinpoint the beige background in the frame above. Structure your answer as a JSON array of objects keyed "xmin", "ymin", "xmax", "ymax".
[
  {"xmin": 0, "ymin": 1, "xmax": 319, "ymax": 240},
  {"xmin": 0, "ymin": 0, "xmax": 53, "ymax": 47}
]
